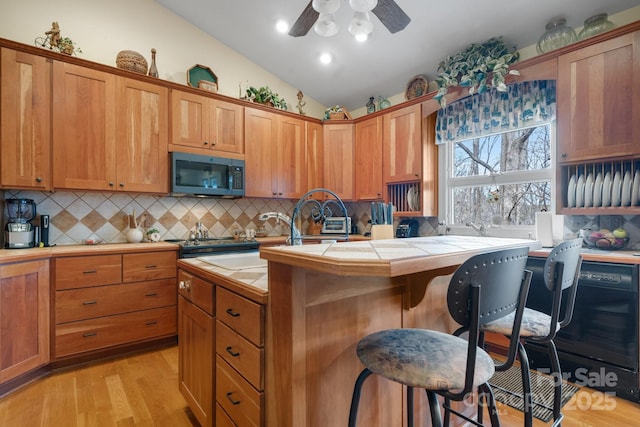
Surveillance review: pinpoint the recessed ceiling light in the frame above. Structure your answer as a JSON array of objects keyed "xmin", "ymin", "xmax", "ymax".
[
  {"xmin": 355, "ymin": 33, "xmax": 368, "ymax": 42},
  {"xmin": 319, "ymin": 52, "xmax": 332, "ymax": 64},
  {"xmin": 276, "ymin": 20, "xmax": 289, "ymax": 33}
]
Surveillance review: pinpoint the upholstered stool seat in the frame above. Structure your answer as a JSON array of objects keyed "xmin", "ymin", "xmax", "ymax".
[
  {"xmin": 482, "ymin": 308, "xmax": 558, "ymax": 337},
  {"xmin": 357, "ymin": 329, "xmax": 495, "ymax": 390}
]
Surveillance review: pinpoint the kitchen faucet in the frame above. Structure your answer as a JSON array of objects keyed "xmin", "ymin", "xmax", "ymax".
[
  {"xmin": 466, "ymin": 221, "xmax": 487, "ymax": 236},
  {"xmin": 258, "ymin": 212, "xmax": 302, "ymax": 245}
]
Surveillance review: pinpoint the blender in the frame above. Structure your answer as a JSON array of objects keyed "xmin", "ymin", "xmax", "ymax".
[{"xmin": 5, "ymin": 198, "xmax": 36, "ymax": 248}]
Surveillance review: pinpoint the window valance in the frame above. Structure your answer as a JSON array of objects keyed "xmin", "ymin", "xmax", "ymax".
[{"xmin": 435, "ymin": 80, "xmax": 556, "ymax": 144}]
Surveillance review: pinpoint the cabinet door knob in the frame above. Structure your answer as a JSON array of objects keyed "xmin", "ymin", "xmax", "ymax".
[
  {"xmin": 108, "ymin": 182, "xmax": 114, "ymax": 187},
  {"xmin": 35, "ymin": 177, "xmax": 43, "ymax": 183},
  {"xmin": 203, "ymin": 141, "xmax": 209, "ymax": 145},
  {"xmin": 119, "ymin": 183, "xmax": 125, "ymax": 187},
  {"xmin": 211, "ymin": 140, "xmax": 216, "ymax": 146},
  {"xmin": 561, "ymin": 153, "xmax": 567, "ymax": 158},
  {"xmin": 179, "ymin": 280, "xmax": 191, "ymax": 291}
]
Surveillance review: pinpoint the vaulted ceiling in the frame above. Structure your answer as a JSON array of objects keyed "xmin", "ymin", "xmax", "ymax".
[{"xmin": 156, "ymin": 0, "xmax": 638, "ymax": 111}]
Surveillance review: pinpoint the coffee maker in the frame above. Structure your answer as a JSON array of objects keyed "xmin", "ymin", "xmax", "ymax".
[{"xmin": 5, "ymin": 198, "xmax": 36, "ymax": 248}]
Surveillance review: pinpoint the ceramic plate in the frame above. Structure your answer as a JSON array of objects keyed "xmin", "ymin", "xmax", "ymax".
[
  {"xmin": 576, "ymin": 175, "xmax": 585, "ymax": 208},
  {"xmin": 407, "ymin": 187, "xmax": 418, "ymax": 211},
  {"xmin": 621, "ymin": 171, "xmax": 632, "ymax": 206},
  {"xmin": 567, "ymin": 175, "xmax": 576, "ymax": 208},
  {"xmin": 611, "ymin": 171, "xmax": 622, "ymax": 206},
  {"xmin": 584, "ymin": 173, "xmax": 594, "ymax": 207},
  {"xmin": 593, "ymin": 172, "xmax": 603, "ymax": 207},
  {"xmin": 632, "ymin": 170, "xmax": 640, "ymax": 206},
  {"xmin": 602, "ymin": 172, "xmax": 612, "ymax": 207}
]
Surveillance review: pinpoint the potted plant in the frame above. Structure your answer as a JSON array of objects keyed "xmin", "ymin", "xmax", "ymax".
[
  {"xmin": 434, "ymin": 36, "xmax": 519, "ymax": 107},
  {"xmin": 57, "ymin": 37, "xmax": 81, "ymax": 55},
  {"xmin": 325, "ymin": 105, "xmax": 345, "ymax": 120},
  {"xmin": 146, "ymin": 228, "xmax": 161, "ymax": 242},
  {"xmin": 246, "ymin": 86, "xmax": 287, "ymax": 110}
]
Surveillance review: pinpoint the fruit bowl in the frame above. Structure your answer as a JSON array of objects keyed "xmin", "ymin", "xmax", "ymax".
[{"xmin": 583, "ymin": 228, "xmax": 630, "ymax": 250}]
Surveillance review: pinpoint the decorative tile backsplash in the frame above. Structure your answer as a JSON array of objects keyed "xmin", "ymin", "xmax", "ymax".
[{"xmin": 2, "ymin": 190, "xmax": 439, "ymax": 246}]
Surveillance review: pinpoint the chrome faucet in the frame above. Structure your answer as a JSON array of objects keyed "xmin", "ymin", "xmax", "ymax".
[
  {"xmin": 258, "ymin": 212, "xmax": 302, "ymax": 245},
  {"xmin": 466, "ymin": 221, "xmax": 486, "ymax": 236}
]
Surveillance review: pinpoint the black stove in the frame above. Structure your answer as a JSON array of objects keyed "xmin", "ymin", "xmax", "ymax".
[{"xmin": 166, "ymin": 238, "xmax": 260, "ymax": 258}]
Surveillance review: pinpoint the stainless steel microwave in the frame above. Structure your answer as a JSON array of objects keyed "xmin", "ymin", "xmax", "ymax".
[{"xmin": 171, "ymin": 152, "xmax": 245, "ymax": 197}]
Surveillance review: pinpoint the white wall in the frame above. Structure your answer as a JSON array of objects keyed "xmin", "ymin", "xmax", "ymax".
[{"xmin": 0, "ymin": 0, "xmax": 327, "ymax": 119}]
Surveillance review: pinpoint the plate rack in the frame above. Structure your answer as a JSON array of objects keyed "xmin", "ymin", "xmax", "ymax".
[
  {"xmin": 561, "ymin": 159, "xmax": 640, "ymax": 213},
  {"xmin": 387, "ymin": 182, "xmax": 421, "ymax": 215}
]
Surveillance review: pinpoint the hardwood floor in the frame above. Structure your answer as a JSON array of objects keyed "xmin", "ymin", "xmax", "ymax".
[
  {"xmin": 0, "ymin": 345, "xmax": 198, "ymax": 427},
  {"xmin": 1, "ymin": 345, "xmax": 639, "ymax": 426}
]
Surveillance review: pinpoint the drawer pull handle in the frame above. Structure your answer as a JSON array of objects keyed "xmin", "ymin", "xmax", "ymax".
[
  {"xmin": 145, "ymin": 292, "xmax": 158, "ymax": 297},
  {"xmin": 226, "ymin": 392, "xmax": 241, "ymax": 405},
  {"xmin": 226, "ymin": 346, "xmax": 240, "ymax": 357},
  {"xmin": 145, "ymin": 265, "xmax": 157, "ymax": 269},
  {"xmin": 146, "ymin": 320, "xmax": 158, "ymax": 326},
  {"xmin": 82, "ymin": 300, "xmax": 97, "ymax": 305},
  {"xmin": 179, "ymin": 280, "xmax": 191, "ymax": 291},
  {"xmin": 83, "ymin": 332, "xmax": 97, "ymax": 338},
  {"xmin": 83, "ymin": 270, "xmax": 97, "ymax": 274},
  {"xmin": 226, "ymin": 308, "xmax": 240, "ymax": 317}
]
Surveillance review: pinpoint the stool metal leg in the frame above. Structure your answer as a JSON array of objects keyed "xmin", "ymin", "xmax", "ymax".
[
  {"xmin": 478, "ymin": 383, "xmax": 500, "ymax": 426},
  {"xmin": 426, "ymin": 390, "xmax": 443, "ymax": 427},
  {"xmin": 348, "ymin": 368, "xmax": 374, "ymax": 427},
  {"xmin": 407, "ymin": 386, "xmax": 414, "ymax": 427},
  {"xmin": 547, "ymin": 340, "xmax": 564, "ymax": 426},
  {"xmin": 518, "ymin": 342, "xmax": 533, "ymax": 427}
]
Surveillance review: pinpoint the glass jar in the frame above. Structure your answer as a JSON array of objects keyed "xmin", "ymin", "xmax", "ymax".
[
  {"xmin": 378, "ymin": 96, "xmax": 391, "ymax": 110},
  {"xmin": 366, "ymin": 97, "xmax": 376, "ymax": 114},
  {"xmin": 578, "ymin": 13, "xmax": 615, "ymax": 40},
  {"xmin": 536, "ymin": 18, "xmax": 577, "ymax": 54}
]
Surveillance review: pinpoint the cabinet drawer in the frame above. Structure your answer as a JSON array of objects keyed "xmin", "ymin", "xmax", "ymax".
[
  {"xmin": 56, "ymin": 278, "xmax": 177, "ymax": 323},
  {"xmin": 216, "ymin": 355, "xmax": 262, "ymax": 427},
  {"xmin": 217, "ymin": 287, "xmax": 263, "ymax": 346},
  {"xmin": 55, "ymin": 306, "xmax": 176, "ymax": 357},
  {"xmin": 216, "ymin": 404, "xmax": 236, "ymax": 427},
  {"xmin": 216, "ymin": 320, "xmax": 264, "ymax": 390},
  {"xmin": 178, "ymin": 269, "xmax": 214, "ymax": 315},
  {"xmin": 55, "ymin": 255, "xmax": 121, "ymax": 290},
  {"xmin": 123, "ymin": 251, "xmax": 176, "ymax": 282}
]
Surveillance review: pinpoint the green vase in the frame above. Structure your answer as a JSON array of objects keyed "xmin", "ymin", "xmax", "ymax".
[{"xmin": 378, "ymin": 96, "xmax": 391, "ymax": 110}]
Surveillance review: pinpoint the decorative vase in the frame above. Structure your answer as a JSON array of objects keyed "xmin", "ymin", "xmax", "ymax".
[
  {"xmin": 126, "ymin": 227, "xmax": 144, "ymax": 243},
  {"xmin": 578, "ymin": 13, "xmax": 615, "ymax": 40},
  {"xmin": 378, "ymin": 96, "xmax": 391, "ymax": 110},
  {"xmin": 366, "ymin": 97, "xmax": 376, "ymax": 114},
  {"xmin": 148, "ymin": 48, "xmax": 158, "ymax": 78},
  {"xmin": 536, "ymin": 18, "xmax": 577, "ymax": 54}
]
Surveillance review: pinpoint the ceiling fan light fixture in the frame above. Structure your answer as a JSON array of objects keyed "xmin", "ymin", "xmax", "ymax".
[
  {"xmin": 348, "ymin": 11, "xmax": 373, "ymax": 39},
  {"xmin": 349, "ymin": 0, "xmax": 378, "ymax": 12},
  {"xmin": 312, "ymin": 0, "xmax": 340, "ymax": 14},
  {"xmin": 314, "ymin": 13, "xmax": 339, "ymax": 37}
]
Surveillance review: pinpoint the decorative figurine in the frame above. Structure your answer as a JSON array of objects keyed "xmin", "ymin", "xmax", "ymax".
[
  {"xmin": 366, "ymin": 97, "xmax": 376, "ymax": 114},
  {"xmin": 296, "ymin": 90, "xmax": 307, "ymax": 115},
  {"xmin": 45, "ymin": 22, "xmax": 61, "ymax": 49}
]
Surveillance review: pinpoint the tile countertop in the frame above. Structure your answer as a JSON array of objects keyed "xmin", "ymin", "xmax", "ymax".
[
  {"xmin": 260, "ymin": 235, "xmax": 543, "ymax": 278},
  {"xmin": 529, "ymin": 247, "xmax": 640, "ymax": 264},
  {"xmin": 0, "ymin": 242, "xmax": 179, "ymax": 263}
]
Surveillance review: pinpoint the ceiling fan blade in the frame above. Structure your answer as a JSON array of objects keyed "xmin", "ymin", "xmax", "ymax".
[
  {"xmin": 372, "ymin": 0, "xmax": 411, "ymax": 33},
  {"xmin": 288, "ymin": 1, "xmax": 319, "ymax": 37}
]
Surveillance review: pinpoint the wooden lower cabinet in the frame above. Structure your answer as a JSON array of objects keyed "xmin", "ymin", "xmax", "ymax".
[
  {"xmin": 53, "ymin": 250, "xmax": 177, "ymax": 360},
  {"xmin": 0, "ymin": 259, "xmax": 50, "ymax": 383}
]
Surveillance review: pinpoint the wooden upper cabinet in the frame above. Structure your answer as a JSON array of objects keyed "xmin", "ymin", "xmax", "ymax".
[
  {"xmin": 306, "ymin": 121, "xmax": 323, "ymax": 192},
  {"xmin": 0, "ymin": 48, "xmax": 51, "ymax": 190},
  {"xmin": 244, "ymin": 107, "xmax": 306, "ymax": 199},
  {"xmin": 171, "ymin": 89, "xmax": 243, "ymax": 155},
  {"xmin": 0, "ymin": 259, "xmax": 50, "ymax": 383},
  {"xmin": 355, "ymin": 116, "xmax": 383, "ymax": 200},
  {"xmin": 557, "ymin": 30, "xmax": 640, "ymax": 163},
  {"xmin": 116, "ymin": 77, "xmax": 169, "ymax": 193},
  {"xmin": 277, "ymin": 114, "xmax": 307, "ymax": 199},
  {"xmin": 383, "ymin": 104, "xmax": 422, "ymax": 183},
  {"xmin": 323, "ymin": 123, "xmax": 354, "ymax": 201},
  {"xmin": 52, "ymin": 61, "xmax": 117, "ymax": 191},
  {"xmin": 245, "ymin": 107, "xmax": 278, "ymax": 198}
]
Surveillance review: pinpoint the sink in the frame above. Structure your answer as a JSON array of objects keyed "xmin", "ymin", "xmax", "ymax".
[{"xmin": 198, "ymin": 252, "xmax": 266, "ymax": 270}]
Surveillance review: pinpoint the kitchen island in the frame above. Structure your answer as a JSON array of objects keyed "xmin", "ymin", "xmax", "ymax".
[{"xmin": 260, "ymin": 235, "xmax": 540, "ymax": 427}]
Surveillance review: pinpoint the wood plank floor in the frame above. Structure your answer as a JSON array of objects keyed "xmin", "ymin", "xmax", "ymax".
[{"xmin": 1, "ymin": 345, "xmax": 639, "ymax": 426}]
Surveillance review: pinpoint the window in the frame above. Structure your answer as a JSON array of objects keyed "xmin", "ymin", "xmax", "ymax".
[{"xmin": 442, "ymin": 123, "xmax": 553, "ymax": 228}]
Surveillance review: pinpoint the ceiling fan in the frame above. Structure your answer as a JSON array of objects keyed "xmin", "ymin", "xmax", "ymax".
[{"xmin": 289, "ymin": 0, "xmax": 410, "ymax": 39}]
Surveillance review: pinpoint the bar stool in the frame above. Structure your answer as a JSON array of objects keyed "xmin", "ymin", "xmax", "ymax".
[
  {"xmin": 348, "ymin": 246, "xmax": 533, "ymax": 427},
  {"xmin": 481, "ymin": 238, "xmax": 582, "ymax": 427}
]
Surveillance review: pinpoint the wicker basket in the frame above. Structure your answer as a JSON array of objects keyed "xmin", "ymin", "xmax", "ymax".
[
  {"xmin": 329, "ymin": 112, "xmax": 344, "ymax": 120},
  {"xmin": 116, "ymin": 50, "xmax": 148, "ymax": 75}
]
